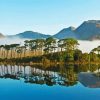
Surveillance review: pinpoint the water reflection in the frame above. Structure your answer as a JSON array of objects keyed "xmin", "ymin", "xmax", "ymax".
[
  {"xmin": 0, "ymin": 64, "xmax": 100, "ymax": 88},
  {"xmin": 78, "ymin": 72, "xmax": 100, "ymax": 88}
]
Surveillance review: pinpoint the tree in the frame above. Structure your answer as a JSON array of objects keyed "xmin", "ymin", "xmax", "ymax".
[
  {"xmin": 35, "ymin": 39, "xmax": 45, "ymax": 55},
  {"xmin": 89, "ymin": 52, "xmax": 98, "ymax": 62},
  {"xmin": 63, "ymin": 38, "xmax": 79, "ymax": 51},
  {"xmin": 0, "ymin": 45, "xmax": 4, "ymax": 58},
  {"xmin": 16, "ymin": 46, "xmax": 23, "ymax": 58},
  {"xmin": 29, "ymin": 40, "xmax": 37, "ymax": 56},
  {"xmin": 63, "ymin": 38, "xmax": 79, "ymax": 62},
  {"xmin": 58, "ymin": 39, "xmax": 65, "ymax": 52},
  {"xmin": 10, "ymin": 44, "xmax": 20, "ymax": 58},
  {"xmin": 97, "ymin": 46, "xmax": 100, "ymax": 57},
  {"xmin": 80, "ymin": 53, "xmax": 89, "ymax": 63},
  {"xmin": 91, "ymin": 48, "xmax": 97, "ymax": 54},
  {"xmin": 74, "ymin": 49, "xmax": 82, "ymax": 62},
  {"xmin": 44, "ymin": 37, "xmax": 56, "ymax": 54},
  {"xmin": 4, "ymin": 45, "xmax": 11, "ymax": 58}
]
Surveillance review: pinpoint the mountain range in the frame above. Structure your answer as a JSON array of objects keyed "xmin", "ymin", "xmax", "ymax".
[
  {"xmin": 0, "ymin": 20, "xmax": 100, "ymax": 40},
  {"xmin": 75, "ymin": 20, "xmax": 100, "ymax": 40},
  {"xmin": 7, "ymin": 31, "xmax": 50, "ymax": 39}
]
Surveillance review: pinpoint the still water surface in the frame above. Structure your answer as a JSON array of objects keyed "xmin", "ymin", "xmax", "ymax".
[{"xmin": 0, "ymin": 64, "xmax": 100, "ymax": 100}]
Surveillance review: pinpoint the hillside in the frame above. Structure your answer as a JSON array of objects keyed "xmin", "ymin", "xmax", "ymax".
[
  {"xmin": 75, "ymin": 20, "xmax": 100, "ymax": 40},
  {"xmin": 53, "ymin": 26, "xmax": 76, "ymax": 39},
  {"xmin": 1, "ymin": 20, "xmax": 100, "ymax": 40},
  {"xmin": 8, "ymin": 31, "xmax": 51, "ymax": 39}
]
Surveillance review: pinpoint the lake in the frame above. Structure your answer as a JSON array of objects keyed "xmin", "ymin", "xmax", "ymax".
[{"xmin": 0, "ymin": 64, "xmax": 100, "ymax": 100}]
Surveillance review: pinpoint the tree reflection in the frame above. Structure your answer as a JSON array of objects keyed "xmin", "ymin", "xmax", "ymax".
[{"xmin": 0, "ymin": 64, "xmax": 100, "ymax": 87}]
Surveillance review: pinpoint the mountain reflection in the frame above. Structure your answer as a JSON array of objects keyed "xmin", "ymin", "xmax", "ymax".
[
  {"xmin": 78, "ymin": 72, "xmax": 100, "ymax": 88},
  {"xmin": 0, "ymin": 64, "xmax": 100, "ymax": 88}
]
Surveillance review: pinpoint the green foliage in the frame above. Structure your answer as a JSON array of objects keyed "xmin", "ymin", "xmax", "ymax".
[
  {"xmin": 0, "ymin": 38, "xmax": 100, "ymax": 64},
  {"xmin": 74, "ymin": 49, "xmax": 82, "ymax": 61}
]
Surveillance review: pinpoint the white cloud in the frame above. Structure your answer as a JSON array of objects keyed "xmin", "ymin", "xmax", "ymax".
[
  {"xmin": 0, "ymin": 37, "xmax": 28, "ymax": 45},
  {"xmin": 78, "ymin": 40, "xmax": 100, "ymax": 53}
]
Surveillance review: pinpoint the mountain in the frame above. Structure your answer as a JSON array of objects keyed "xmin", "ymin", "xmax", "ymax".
[
  {"xmin": 1, "ymin": 20, "xmax": 100, "ymax": 40},
  {"xmin": 75, "ymin": 20, "xmax": 100, "ymax": 40},
  {"xmin": 54, "ymin": 20, "xmax": 100, "ymax": 40},
  {"xmin": 0, "ymin": 33, "xmax": 5, "ymax": 38},
  {"xmin": 53, "ymin": 26, "xmax": 76, "ymax": 39},
  {"xmin": 9, "ymin": 31, "xmax": 51, "ymax": 39}
]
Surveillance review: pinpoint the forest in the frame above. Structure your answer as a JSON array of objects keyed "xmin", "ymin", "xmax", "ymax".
[{"xmin": 0, "ymin": 37, "xmax": 100, "ymax": 65}]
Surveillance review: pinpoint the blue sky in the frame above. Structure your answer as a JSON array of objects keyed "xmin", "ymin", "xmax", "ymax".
[{"xmin": 0, "ymin": 0, "xmax": 100, "ymax": 35}]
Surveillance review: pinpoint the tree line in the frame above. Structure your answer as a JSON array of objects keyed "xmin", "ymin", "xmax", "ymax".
[{"xmin": 0, "ymin": 37, "xmax": 100, "ymax": 63}]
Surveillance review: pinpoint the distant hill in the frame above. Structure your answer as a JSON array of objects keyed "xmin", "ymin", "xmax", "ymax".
[
  {"xmin": 53, "ymin": 20, "xmax": 100, "ymax": 40},
  {"xmin": 53, "ymin": 26, "xmax": 76, "ymax": 39},
  {"xmin": 1, "ymin": 20, "xmax": 100, "ymax": 40},
  {"xmin": 75, "ymin": 20, "xmax": 100, "ymax": 40},
  {"xmin": 8, "ymin": 31, "xmax": 51, "ymax": 39}
]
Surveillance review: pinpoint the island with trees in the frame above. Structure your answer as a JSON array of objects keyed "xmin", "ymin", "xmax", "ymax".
[{"xmin": 0, "ymin": 37, "xmax": 100, "ymax": 66}]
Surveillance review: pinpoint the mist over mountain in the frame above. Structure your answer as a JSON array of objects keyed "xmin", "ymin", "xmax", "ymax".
[
  {"xmin": 1, "ymin": 20, "xmax": 100, "ymax": 40},
  {"xmin": 0, "ymin": 20, "xmax": 100, "ymax": 53}
]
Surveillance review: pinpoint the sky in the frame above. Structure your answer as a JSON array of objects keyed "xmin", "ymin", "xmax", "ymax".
[{"xmin": 0, "ymin": 0, "xmax": 100, "ymax": 35}]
